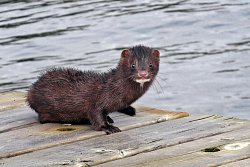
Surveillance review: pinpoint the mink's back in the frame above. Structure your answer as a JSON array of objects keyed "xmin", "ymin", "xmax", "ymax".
[{"xmin": 40, "ymin": 68, "xmax": 108, "ymax": 85}]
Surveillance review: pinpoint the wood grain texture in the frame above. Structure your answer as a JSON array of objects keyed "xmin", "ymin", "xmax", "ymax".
[
  {"xmin": 97, "ymin": 127, "xmax": 250, "ymax": 167},
  {"xmin": 1, "ymin": 114, "xmax": 249, "ymax": 167},
  {"xmin": 0, "ymin": 91, "xmax": 26, "ymax": 111},
  {"xmin": 0, "ymin": 92, "xmax": 249, "ymax": 167}
]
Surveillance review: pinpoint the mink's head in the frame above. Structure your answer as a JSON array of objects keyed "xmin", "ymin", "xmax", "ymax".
[{"xmin": 119, "ymin": 45, "xmax": 160, "ymax": 85}]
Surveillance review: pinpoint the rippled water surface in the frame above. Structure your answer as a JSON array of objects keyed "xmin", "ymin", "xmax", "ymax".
[{"xmin": 1, "ymin": 0, "xmax": 250, "ymax": 119}]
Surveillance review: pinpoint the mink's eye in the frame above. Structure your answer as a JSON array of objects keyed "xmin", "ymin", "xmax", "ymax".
[
  {"xmin": 149, "ymin": 63, "xmax": 153, "ymax": 68},
  {"xmin": 131, "ymin": 64, "xmax": 136, "ymax": 69}
]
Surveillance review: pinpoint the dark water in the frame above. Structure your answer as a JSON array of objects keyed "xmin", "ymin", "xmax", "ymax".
[{"xmin": 0, "ymin": 0, "xmax": 250, "ymax": 119}]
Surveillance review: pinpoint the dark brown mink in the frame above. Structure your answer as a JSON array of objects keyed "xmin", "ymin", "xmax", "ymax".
[{"xmin": 27, "ymin": 45, "xmax": 160, "ymax": 134}]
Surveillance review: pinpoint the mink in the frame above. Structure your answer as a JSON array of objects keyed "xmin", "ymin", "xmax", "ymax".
[{"xmin": 27, "ymin": 45, "xmax": 160, "ymax": 134}]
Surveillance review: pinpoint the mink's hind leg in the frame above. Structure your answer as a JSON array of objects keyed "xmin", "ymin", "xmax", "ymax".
[
  {"xmin": 118, "ymin": 106, "xmax": 136, "ymax": 116},
  {"xmin": 89, "ymin": 110, "xmax": 121, "ymax": 134}
]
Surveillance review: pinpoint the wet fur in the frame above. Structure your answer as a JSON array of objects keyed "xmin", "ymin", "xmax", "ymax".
[{"xmin": 27, "ymin": 45, "xmax": 160, "ymax": 134}]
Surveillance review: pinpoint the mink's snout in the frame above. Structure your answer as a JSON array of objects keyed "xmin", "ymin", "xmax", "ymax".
[{"xmin": 138, "ymin": 71, "xmax": 148, "ymax": 78}]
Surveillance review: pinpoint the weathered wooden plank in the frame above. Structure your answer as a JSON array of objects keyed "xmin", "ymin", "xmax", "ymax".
[
  {"xmin": 132, "ymin": 140, "xmax": 250, "ymax": 167},
  {"xmin": 220, "ymin": 157, "xmax": 250, "ymax": 167},
  {"xmin": 0, "ymin": 106, "xmax": 189, "ymax": 159},
  {"xmin": 0, "ymin": 106, "xmax": 37, "ymax": 133},
  {"xmin": 0, "ymin": 115, "xmax": 249, "ymax": 167},
  {"xmin": 97, "ymin": 127, "xmax": 250, "ymax": 167},
  {"xmin": 0, "ymin": 91, "xmax": 26, "ymax": 111}
]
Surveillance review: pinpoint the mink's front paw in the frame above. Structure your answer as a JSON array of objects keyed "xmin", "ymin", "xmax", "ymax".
[
  {"xmin": 101, "ymin": 124, "xmax": 121, "ymax": 135},
  {"xmin": 118, "ymin": 106, "xmax": 136, "ymax": 116}
]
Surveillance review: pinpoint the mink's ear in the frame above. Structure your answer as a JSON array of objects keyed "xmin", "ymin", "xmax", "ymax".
[
  {"xmin": 152, "ymin": 49, "xmax": 160, "ymax": 58},
  {"xmin": 121, "ymin": 49, "xmax": 131, "ymax": 58}
]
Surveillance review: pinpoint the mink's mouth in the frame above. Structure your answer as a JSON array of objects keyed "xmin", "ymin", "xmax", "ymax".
[{"xmin": 135, "ymin": 78, "xmax": 151, "ymax": 84}]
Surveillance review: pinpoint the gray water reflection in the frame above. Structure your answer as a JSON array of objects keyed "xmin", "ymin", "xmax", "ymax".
[{"xmin": 0, "ymin": 0, "xmax": 249, "ymax": 119}]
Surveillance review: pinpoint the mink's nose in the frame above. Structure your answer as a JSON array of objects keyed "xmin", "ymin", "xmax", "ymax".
[{"xmin": 139, "ymin": 71, "xmax": 148, "ymax": 77}]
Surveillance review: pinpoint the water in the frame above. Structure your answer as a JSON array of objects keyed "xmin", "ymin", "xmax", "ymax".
[{"xmin": 0, "ymin": 0, "xmax": 250, "ymax": 119}]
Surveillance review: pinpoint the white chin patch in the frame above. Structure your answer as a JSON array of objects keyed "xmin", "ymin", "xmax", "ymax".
[{"xmin": 135, "ymin": 79, "xmax": 151, "ymax": 84}]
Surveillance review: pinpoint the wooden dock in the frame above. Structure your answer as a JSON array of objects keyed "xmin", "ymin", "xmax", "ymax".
[{"xmin": 0, "ymin": 92, "xmax": 249, "ymax": 167}]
